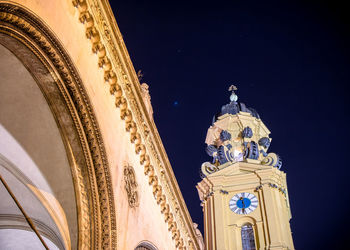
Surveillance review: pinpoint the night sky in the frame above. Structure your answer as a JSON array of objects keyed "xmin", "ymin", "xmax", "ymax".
[{"xmin": 109, "ymin": 1, "xmax": 350, "ymax": 249}]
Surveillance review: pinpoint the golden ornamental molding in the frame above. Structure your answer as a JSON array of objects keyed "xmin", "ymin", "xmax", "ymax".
[
  {"xmin": 0, "ymin": 2, "xmax": 116, "ymax": 249},
  {"xmin": 72, "ymin": 0, "xmax": 200, "ymax": 249}
]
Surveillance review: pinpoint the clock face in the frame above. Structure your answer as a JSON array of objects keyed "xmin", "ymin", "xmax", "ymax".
[{"xmin": 229, "ymin": 192, "xmax": 258, "ymax": 215}]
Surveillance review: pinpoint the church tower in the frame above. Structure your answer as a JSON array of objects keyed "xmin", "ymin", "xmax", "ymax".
[{"xmin": 196, "ymin": 86, "xmax": 294, "ymax": 250}]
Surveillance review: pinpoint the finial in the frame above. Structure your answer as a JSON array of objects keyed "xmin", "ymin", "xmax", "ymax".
[
  {"xmin": 228, "ymin": 84, "xmax": 238, "ymax": 102},
  {"xmin": 137, "ymin": 70, "xmax": 144, "ymax": 81}
]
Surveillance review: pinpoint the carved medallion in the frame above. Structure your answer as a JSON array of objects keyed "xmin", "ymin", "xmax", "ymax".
[{"xmin": 124, "ymin": 164, "xmax": 139, "ymax": 208}]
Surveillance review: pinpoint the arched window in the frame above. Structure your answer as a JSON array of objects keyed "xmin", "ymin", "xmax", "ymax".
[
  {"xmin": 135, "ymin": 241, "xmax": 158, "ymax": 250},
  {"xmin": 241, "ymin": 224, "xmax": 256, "ymax": 250}
]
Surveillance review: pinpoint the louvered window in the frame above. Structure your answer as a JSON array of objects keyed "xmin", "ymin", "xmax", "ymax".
[{"xmin": 241, "ymin": 224, "xmax": 256, "ymax": 250}]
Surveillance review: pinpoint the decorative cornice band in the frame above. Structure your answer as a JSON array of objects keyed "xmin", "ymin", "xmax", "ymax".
[{"xmin": 72, "ymin": 0, "xmax": 199, "ymax": 249}]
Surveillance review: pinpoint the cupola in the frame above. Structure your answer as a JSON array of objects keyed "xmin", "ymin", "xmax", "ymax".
[{"xmin": 201, "ymin": 85, "xmax": 282, "ymax": 177}]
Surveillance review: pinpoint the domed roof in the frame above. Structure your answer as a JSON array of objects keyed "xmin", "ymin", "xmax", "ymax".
[
  {"xmin": 220, "ymin": 101, "xmax": 260, "ymax": 118},
  {"xmin": 201, "ymin": 85, "xmax": 283, "ymax": 179},
  {"xmin": 212, "ymin": 86, "xmax": 260, "ymax": 123}
]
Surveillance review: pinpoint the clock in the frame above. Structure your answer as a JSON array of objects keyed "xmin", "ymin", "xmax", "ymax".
[{"xmin": 229, "ymin": 192, "xmax": 258, "ymax": 215}]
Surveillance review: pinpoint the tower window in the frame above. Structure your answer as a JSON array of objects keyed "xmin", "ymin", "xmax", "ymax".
[{"xmin": 241, "ymin": 224, "xmax": 256, "ymax": 250}]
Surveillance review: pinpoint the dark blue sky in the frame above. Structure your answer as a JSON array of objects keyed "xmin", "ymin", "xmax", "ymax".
[{"xmin": 110, "ymin": 1, "xmax": 350, "ymax": 249}]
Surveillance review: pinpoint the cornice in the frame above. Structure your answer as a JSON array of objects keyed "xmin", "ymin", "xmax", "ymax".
[
  {"xmin": 197, "ymin": 162, "xmax": 288, "ymax": 202},
  {"xmin": 72, "ymin": 0, "xmax": 200, "ymax": 249},
  {"xmin": 196, "ymin": 178, "xmax": 213, "ymax": 202}
]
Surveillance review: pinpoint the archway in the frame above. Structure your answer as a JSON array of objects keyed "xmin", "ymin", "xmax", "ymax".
[{"xmin": 0, "ymin": 3, "xmax": 116, "ymax": 249}]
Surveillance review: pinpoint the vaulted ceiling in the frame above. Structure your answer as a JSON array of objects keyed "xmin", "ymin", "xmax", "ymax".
[{"xmin": 0, "ymin": 43, "xmax": 77, "ymax": 249}]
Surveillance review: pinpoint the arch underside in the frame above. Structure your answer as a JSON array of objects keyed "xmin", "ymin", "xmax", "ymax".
[{"xmin": 0, "ymin": 3, "xmax": 116, "ymax": 249}]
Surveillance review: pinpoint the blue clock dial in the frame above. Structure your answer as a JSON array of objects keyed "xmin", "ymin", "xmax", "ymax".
[
  {"xmin": 229, "ymin": 192, "xmax": 258, "ymax": 215},
  {"xmin": 237, "ymin": 198, "xmax": 251, "ymax": 209}
]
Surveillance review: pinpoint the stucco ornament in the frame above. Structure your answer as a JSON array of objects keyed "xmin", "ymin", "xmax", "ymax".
[
  {"xmin": 140, "ymin": 82, "xmax": 153, "ymax": 117},
  {"xmin": 193, "ymin": 223, "xmax": 205, "ymax": 250},
  {"xmin": 201, "ymin": 162, "xmax": 219, "ymax": 177},
  {"xmin": 261, "ymin": 153, "xmax": 282, "ymax": 169},
  {"xmin": 242, "ymin": 126, "xmax": 253, "ymax": 138},
  {"xmin": 201, "ymin": 86, "xmax": 283, "ymax": 177},
  {"xmin": 124, "ymin": 164, "xmax": 139, "ymax": 208},
  {"xmin": 259, "ymin": 137, "xmax": 271, "ymax": 149}
]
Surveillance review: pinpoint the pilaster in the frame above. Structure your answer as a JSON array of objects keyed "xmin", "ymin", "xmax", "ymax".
[{"xmin": 197, "ymin": 162, "xmax": 294, "ymax": 250}]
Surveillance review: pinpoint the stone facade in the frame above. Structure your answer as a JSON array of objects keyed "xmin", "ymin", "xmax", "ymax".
[{"xmin": 0, "ymin": 1, "xmax": 202, "ymax": 249}]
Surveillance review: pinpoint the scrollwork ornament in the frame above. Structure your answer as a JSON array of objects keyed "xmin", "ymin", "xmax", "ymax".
[
  {"xmin": 201, "ymin": 162, "xmax": 219, "ymax": 177},
  {"xmin": 124, "ymin": 164, "xmax": 139, "ymax": 208},
  {"xmin": 261, "ymin": 153, "xmax": 282, "ymax": 169}
]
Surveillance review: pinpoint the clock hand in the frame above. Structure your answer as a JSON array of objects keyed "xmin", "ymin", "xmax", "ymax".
[{"xmin": 240, "ymin": 197, "xmax": 246, "ymax": 214}]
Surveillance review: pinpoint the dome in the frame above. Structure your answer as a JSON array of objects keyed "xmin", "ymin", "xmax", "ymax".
[
  {"xmin": 201, "ymin": 86, "xmax": 282, "ymax": 178},
  {"xmin": 212, "ymin": 101, "xmax": 260, "ymax": 124},
  {"xmin": 212, "ymin": 85, "xmax": 260, "ymax": 124}
]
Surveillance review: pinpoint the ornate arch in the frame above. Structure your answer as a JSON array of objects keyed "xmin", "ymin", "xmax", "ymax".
[
  {"xmin": 0, "ymin": 2, "xmax": 116, "ymax": 249},
  {"xmin": 135, "ymin": 241, "xmax": 159, "ymax": 250},
  {"xmin": 234, "ymin": 216, "xmax": 257, "ymax": 228}
]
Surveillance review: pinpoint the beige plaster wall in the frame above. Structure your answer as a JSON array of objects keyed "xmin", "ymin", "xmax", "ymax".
[
  {"xmin": 198, "ymin": 162, "xmax": 294, "ymax": 250},
  {"xmin": 8, "ymin": 0, "xmax": 177, "ymax": 248}
]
